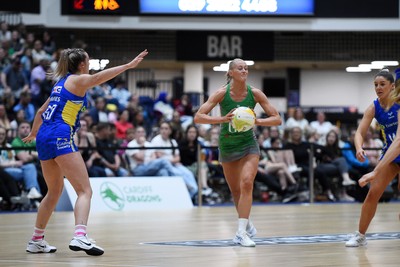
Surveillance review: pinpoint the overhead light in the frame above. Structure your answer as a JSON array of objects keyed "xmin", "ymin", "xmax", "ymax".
[
  {"xmin": 213, "ymin": 60, "xmax": 255, "ymax": 72},
  {"xmin": 371, "ymin": 61, "xmax": 399, "ymax": 66},
  {"xmin": 359, "ymin": 63, "xmax": 384, "ymax": 69},
  {"xmin": 346, "ymin": 67, "xmax": 371, "ymax": 73},
  {"xmin": 346, "ymin": 60, "xmax": 398, "ymax": 73},
  {"xmin": 89, "ymin": 59, "xmax": 110, "ymax": 71}
]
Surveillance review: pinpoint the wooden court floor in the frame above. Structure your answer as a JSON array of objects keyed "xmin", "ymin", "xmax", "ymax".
[{"xmin": 1, "ymin": 203, "xmax": 400, "ymax": 267}]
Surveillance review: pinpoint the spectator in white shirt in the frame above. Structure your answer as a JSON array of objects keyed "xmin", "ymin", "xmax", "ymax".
[{"xmin": 309, "ymin": 111, "xmax": 333, "ymax": 145}]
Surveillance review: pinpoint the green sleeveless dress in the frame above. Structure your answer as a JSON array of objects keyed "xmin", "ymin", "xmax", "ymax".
[{"xmin": 218, "ymin": 84, "xmax": 260, "ymax": 162}]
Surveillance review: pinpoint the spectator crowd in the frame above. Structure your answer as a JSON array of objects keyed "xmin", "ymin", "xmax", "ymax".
[{"xmin": 0, "ymin": 21, "xmax": 393, "ymax": 211}]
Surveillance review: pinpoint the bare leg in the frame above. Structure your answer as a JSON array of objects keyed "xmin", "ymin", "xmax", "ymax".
[
  {"xmin": 358, "ymin": 163, "xmax": 399, "ymax": 234},
  {"xmin": 54, "ymin": 152, "xmax": 92, "ymax": 226},
  {"xmin": 222, "ymin": 154, "xmax": 258, "ymax": 219},
  {"xmin": 34, "ymin": 159, "xmax": 64, "ymax": 229}
]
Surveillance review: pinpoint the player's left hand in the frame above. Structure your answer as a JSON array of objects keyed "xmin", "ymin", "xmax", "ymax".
[
  {"xmin": 22, "ymin": 134, "xmax": 36, "ymax": 143},
  {"xmin": 359, "ymin": 171, "xmax": 375, "ymax": 187}
]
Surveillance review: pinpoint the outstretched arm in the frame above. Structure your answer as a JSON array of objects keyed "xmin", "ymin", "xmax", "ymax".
[{"xmin": 68, "ymin": 49, "xmax": 148, "ymax": 95}]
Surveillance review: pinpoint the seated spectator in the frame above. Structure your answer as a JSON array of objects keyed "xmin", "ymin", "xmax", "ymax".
[
  {"xmin": 179, "ymin": 124, "xmax": 215, "ymax": 197},
  {"xmin": 89, "ymin": 96, "xmax": 109, "ymax": 125},
  {"xmin": 260, "ymin": 137, "xmax": 298, "ymax": 192},
  {"xmin": 0, "ymin": 166, "xmax": 29, "ymax": 210},
  {"xmin": 13, "ymin": 91, "xmax": 35, "ymax": 123},
  {"xmin": 5, "ymin": 123, "xmax": 43, "ymax": 199},
  {"xmin": 319, "ymin": 130, "xmax": 356, "ymax": 201},
  {"xmin": 362, "ymin": 126, "xmax": 383, "ymax": 167},
  {"xmin": 285, "ymin": 107, "xmax": 310, "ymax": 140},
  {"xmin": 74, "ymin": 119, "xmax": 105, "ymax": 177},
  {"xmin": 309, "ymin": 111, "xmax": 333, "ymax": 145},
  {"xmin": 94, "ymin": 123, "xmax": 129, "ymax": 177},
  {"xmin": 9, "ymin": 109, "xmax": 25, "ymax": 139},
  {"xmin": 31, "ymin": 39, "xmax": 50, "ymax": 65},
  {"xmin": 284, "ymin": 126, "xmax": 337, "ymax": 202},
  {"xmin": 110, "ymin": 79, "xmax": 131, "ymax": 111},
  {"xmin": 126, "ymin": 126, "xmax": 179, "ymax": 177},
  {"xmin": 42, "ymin": 31, "xmax": 56, "ymax": 56},
  {"xmin": 151, "ymin": 121, "xmax": 198, "ymax": 199},
  {"xmin": 262, "ymin": 126, "xmax": 281, "ymax": 148},
  {"xmin": 30, "ymin": 58, "xmax": 51, "ymax": 108},
  {"xmin": 114, "ymin": 109, "xmax": 134, "ymax": 141},
  {"xmin": 1, "ymin": 57, "xmax": 29, "ymax": 99},
  {"xmin": 0, "ymin": 104, "xmax": 11, "ymax": 139}
]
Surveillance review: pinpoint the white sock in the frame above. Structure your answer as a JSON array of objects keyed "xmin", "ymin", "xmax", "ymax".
[
  {"xmin": 238, "ymin": 218, "xmax": 249, "ymax": 233},
  {"xmin": 246, "ymin": 220, "xmax": 254, "ymax": 231}
]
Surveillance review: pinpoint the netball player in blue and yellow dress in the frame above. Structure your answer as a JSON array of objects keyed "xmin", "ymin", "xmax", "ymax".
[
  {"xmin": 194, "ymin": 59, "xmax": 281, "ymax": 247},
  {"xmin": 24, "ymin": 48, "xmax": 148, "ymax": 255},
  {"xmin": 345, "ymin": 69, "xmax": 400, "ymax": 247}
]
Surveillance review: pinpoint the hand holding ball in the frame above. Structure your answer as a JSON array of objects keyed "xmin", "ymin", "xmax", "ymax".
[{"xmin": 230, "ymin": 107, "xmax": 256, "ymax": 132}]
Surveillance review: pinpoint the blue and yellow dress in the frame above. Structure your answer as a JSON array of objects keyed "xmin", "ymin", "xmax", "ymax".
[
  {"xmin": 36, "ymin": 74, "xmax": 87, "ymax": 160},
  {"xmin": 374, "ymin": 98, "xmax": 400, "ymax": 163}
]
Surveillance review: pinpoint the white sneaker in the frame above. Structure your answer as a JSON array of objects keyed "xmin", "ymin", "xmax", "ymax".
[
  {"xmin": 69, "ymin": 235, "xmax": 104, "ymax": 256},
  {"xmin": 342, "ymin": 179, "xmax": 356, "ymax": 186},
  {"xmin": 233, "ymin": 231, "xmax": 256, "ymax": 247},
  {"xmin": 246, "ymin": 224, "xmax": 257, "ymax": 238},
  {"xmin": 27, "ymin": 188, "xmax": 42, "ymax": 199},
  {"xmin": 26, "ymin": 239, "xmax": 57, "ymax": 253},
  {"xmin": 345, "ymin": 231, "xmax": 367, "ymax": 247}
]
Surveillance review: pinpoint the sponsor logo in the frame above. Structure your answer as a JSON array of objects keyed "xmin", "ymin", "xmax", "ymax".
[
  {"xmin": 50, "ymin": 96, "xmax": 60, "ymax": 102},
  {"xmin": 100, "ymin": 182, "xmax": 125, "ymax": 211},
  {"xmin": 56, "ymin": 138, "xmax": 71, "ymax": 150},
  {"xmin": 53, "ymin": 86, "xmax": 62, "ymax": 93}
]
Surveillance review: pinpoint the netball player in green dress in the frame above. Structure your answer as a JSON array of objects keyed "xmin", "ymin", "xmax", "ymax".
[{"xmin": 194, "ymin": 59, "xmax": 282, "ymax": 247}]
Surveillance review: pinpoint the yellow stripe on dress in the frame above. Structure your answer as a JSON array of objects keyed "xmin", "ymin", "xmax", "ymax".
[
  {"xmin": 62, "ymin": 100, "xmax": 82, "ymax": 126},
  {"xmin": 69, "ymin": 125, "xmax": 76, "ymax": 152}
]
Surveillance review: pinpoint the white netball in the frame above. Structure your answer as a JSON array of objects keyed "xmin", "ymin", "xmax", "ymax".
[{"xmin": 230, "ymin": 106, "xmax": 256, "ymax": 132}]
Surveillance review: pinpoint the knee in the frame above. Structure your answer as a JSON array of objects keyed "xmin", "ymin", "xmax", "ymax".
[{"xmin": 241, "ymin": 177, "xmax": 254, "ymax": 192}]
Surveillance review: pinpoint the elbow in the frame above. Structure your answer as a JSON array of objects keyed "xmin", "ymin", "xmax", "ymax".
[{"xmin": 193, "ymin": 114, "xmax": 200, "ymax": 124}]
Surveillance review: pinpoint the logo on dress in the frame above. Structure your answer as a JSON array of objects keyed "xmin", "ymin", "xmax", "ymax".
[
  {"xmin": 53, "ymin": 86, "xmax": 62, "ymax": 93},
  {"xmin": 56, "ymin": 138, "xmax": 71, "ymax": 150}
]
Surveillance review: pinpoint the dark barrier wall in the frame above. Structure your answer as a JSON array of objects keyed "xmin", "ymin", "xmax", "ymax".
[
  {"xmin": 315, "ymin": 0, "xmax": 399, "ymax": 18},
  {"xmin": 1, "ymin": 0, "xmax": 40, "ymax": 14}
]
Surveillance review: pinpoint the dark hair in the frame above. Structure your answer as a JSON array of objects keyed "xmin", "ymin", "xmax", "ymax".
[
  {"xmin": 375, "ymin": 69, "xmax": 394, "ymax": 83},
  {"xmin": 51, "ymin": 48, "xmax": 87, "ymax": 80}
]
